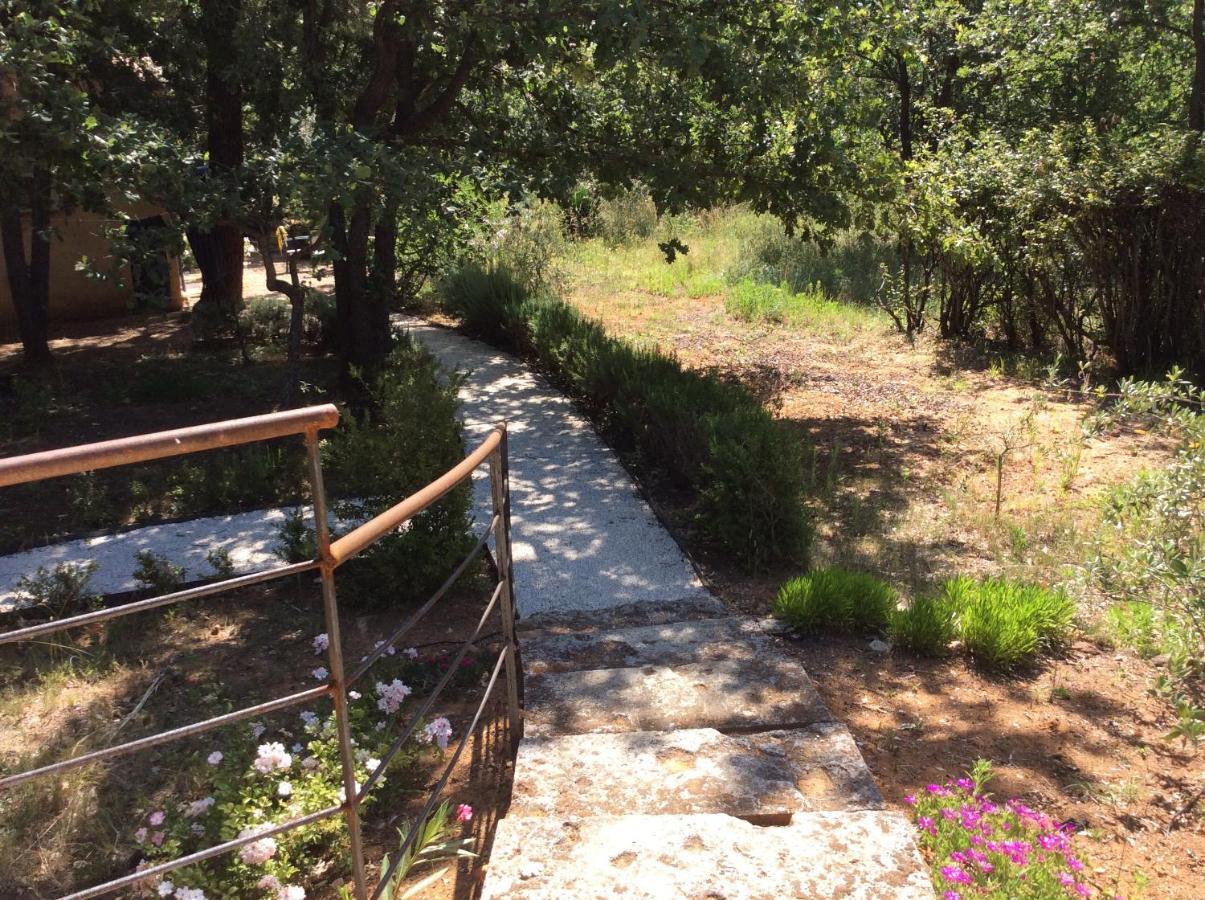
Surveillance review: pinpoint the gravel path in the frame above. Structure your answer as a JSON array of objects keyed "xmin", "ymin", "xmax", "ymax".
[{"xmin": 2, "ymin": 321, "xmax": 706, "ymax": 619}]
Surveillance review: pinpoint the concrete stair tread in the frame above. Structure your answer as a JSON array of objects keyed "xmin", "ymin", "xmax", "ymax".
[
  {"xmin": 509, "ymin": 724, "xmax": 883, "ymax": 818},
  {"xmin": 518, "ymin": 596, "xmax": 729, "ymax": 634},
  {"xmin": 521, "ymin": 614, "xmax": 789, "ymax": 675},
  {"xmin": 481, "ymin": 810, "xmax": 934, "ymax": 899},
  {"xmin": 526, "ymin": 657, "xmax": 829, "ymax": 735}
]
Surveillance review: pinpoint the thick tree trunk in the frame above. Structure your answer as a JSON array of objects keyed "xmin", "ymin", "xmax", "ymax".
[
  {"xmin": 1, "ymin": 169, "xmax": 53, "ymax": 366},
  {"xmin": 192, "ymin": 0, "xmax": 244, "ymax": 329},
  {"xmin": 331, "ymin": 196, "xmax": 391, "ymax": 388}
]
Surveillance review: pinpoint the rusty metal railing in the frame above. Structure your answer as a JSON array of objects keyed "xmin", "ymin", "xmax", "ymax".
[{"xmin": 0, "ymin": 405, "xmax": 522, "ymax": 899}]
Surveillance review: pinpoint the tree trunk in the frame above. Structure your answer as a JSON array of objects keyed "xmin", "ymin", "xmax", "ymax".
[
  {"xmin": 191, "ymin": 0, "xmax": 245, "ymax": 330},
  {"xmin": 258, "ymin": 229, "xmax": 307, "ymax": 405},
  {"xmin": 1, "ymin": 169, "xmax": 53, "ymax": 366},
  {"xmin": 1191, "ymin": 0, "xmax": 1205, "ymax": 131}
]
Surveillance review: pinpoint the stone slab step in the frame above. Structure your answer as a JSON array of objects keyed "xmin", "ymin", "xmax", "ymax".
[
  {"xmin": 509, "ymin": 724, "xmax": 883, "ymax": 818},
  {"xmin": 518, "ymin": 596, "xmax": 730, "ymax": 634},
  {"xmin": 522, "ymin": 615, "xmax": 787, "ymax": 675},
  {"xmin": 525, "ymin": 657, "xmax": 830, "ymax": 736},
  {"xmin": 481, "ymin": 811, "xmax": 934, "ymax": 899}
]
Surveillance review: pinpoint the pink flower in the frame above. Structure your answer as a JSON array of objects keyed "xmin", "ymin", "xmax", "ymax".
[
  {"xmin": 148, "ymin": 810, "xmax": 165, "ymax": 826},
  {"xmin": 206, "ymin": 750, "xmax": 223, "ymax": 766},
  {"xmin": 238, "ymin": 826, "xmax": 277, "ymax": 864},
  {"xmin": 1073, "ymin": 884, "xmax": 1090, "ymax": 897},
  {"xmin": 940, "ymin": 865, "xmax": 973, "ymax": 886},
  {"xmin": 150, "ymin": 831, "xmax": 165, "ymax": 846},
  {"xmin": 903, "ymin": 794, "xmax": 916, "ymax": 805},
  {"xmin": 943, "ymin": 893, "xmax": 961, "ymax": 900},
  {"xmin": 456, "ymin": 803, "xmax": 473, "ymax": 823},
  {"xmin": 421, "ymin": 717, "xmax": 453, "ymax": 750},
  {"xmin": 1066, "ymin": 856, "xmax": 1084, "ymax": 872},
  {"xmin": 134, "ymin": 827, "xmax": 148, "ymax": 843},
  {"xmin": 253, "ymin": 742, "xmax": 292, "ymax": 774}
]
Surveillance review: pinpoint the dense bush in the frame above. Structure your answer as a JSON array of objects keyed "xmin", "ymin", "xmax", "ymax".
[
  {"xmin": 596, "ymin": 183, "xmax": 658, "ymax": 245},
  {"xmin": 440, "ymin": 267, "xmax": 811, "ymax": 570},
  {"xmin": 729, "ymin": 218, "xmax": 895, "ymax": 304},
  {"xmin": 773, "ymin": 568, "xmax": 896, "ymax": 632},
  {"xmin": 889, "ymin": 593, "xmax": 958, "ymax": 656},
  {"xmin": 318, "ymin": 335, "xmax": 475, "ymax": 607},
  {"xmin": 942, "ymin": 577, "xmax": 1075, "ymax": 670}
]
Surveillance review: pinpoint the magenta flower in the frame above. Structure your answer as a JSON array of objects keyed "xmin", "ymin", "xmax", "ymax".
[
  {"xmin": 903, "ymin": 794, "xmax": 916, "ymax": 805},
  {"xmin": 1066, "ymin": 856, "xmax": 1084, "ymax": 872},
  {"xmin": 942, "ymin": 892, "xmax": 961, "ymax": 900},
  {"xmin": 455, "ymin": 803, "xmax": 473, "ymax": 823},
  {"xmin": 940, "ymin": 865, "xmax": 973, "ymax": 886}
]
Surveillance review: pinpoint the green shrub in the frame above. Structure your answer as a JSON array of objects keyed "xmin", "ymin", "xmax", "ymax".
[
  {"xmin": 943, "ymin": 576, "xmax": 1075, "ymax": 670},
  {"xmin": 773, "ymin": 568, "xmax": 896, "ymax": 632},
  {"xmin": 889, "ymin": 594, "xmax": 958, "ymax": 656},
  {"xmin": 440, "ymin": 271, "xmax": 810, "ymax": 570},
  {"xmin": 322, "ymin": 335, "xmax": 475, "ymax": 607},
  {"xmin": 133, "ymin": 550, "xmax": 186, "ymax": 594},
  {"xmin": 597, "ymin": 183, "xmax": 658, "ymax": 245},
  {"xmin": 241, "ymin": 296, "xmax": 292, "ymax": 346},
  {"xmin": 14, "ymin": 562, "xmax": 101, "ymax": 618}
]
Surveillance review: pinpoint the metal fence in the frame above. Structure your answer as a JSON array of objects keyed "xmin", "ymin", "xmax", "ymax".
[{"xmin": 0, "ymin": 405, "xmax": 522, "ymax": 899}]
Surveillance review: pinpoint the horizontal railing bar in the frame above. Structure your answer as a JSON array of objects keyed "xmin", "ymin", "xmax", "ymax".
[
  {"xmin": 0, "ymin": 560, "xmax": 320, "ymax": 646},
  {"xmin": 356, "ymin": 580, "xmax": 503, "ymax": 799},
  {"xmin": 346, "ymin": 516, "xmax": 498, "ymax": 686},
  {"xmin": 0, "ymin": 685, "xmax": 331, "ymax": 791},
  {"xmin": 0, "ymin": 404, "xmax": 340, "ymax": 488},
  {"xmin": 329, "ymin": 428, "xmax": 503, "ymax": 566},
  {"xmin": 371, "ymin": 645, "xmax": 508, "ymax": 900},
  {"xmin": 63, "ymin": 803, "xmax": 343, "ymax": 899}
]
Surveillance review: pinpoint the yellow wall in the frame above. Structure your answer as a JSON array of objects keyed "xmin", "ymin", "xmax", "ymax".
[{"xmin": 0, "ymin": 204, "xmax": 183, "ymax": 327}]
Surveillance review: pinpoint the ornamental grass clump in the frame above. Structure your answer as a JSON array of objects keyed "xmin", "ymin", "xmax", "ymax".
[
  {"xmin": 773, "ymin": 568, "xmax": 896, "ymax": 633},
  {"xmin": 908, "ymin": 761, "xmax": 1096, "ymax": 899},
  {"xmin": 943, "ymin": 577, "xmax": 1075, "ymax": 670},
  {"xmin": 889, "ymin": 593, "xmax": 959, "ymax": 656}
]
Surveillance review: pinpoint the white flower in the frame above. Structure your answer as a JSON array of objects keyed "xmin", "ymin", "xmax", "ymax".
[
  {"xmin": 157, "ymin": 882, "xmax": 174, "ymax": 897},
  {"xmin": 277, "ymin": 781, "xmax": 293, "ymax": 798},
  {"xmin": 375, "ymin": 679, "xmax": 412, "ymax": 715},
  {"xmin": 253, "ymin": 742, "xmax": 292, "ymax": 774},
  {"xmin": 206, "ymin": 750, "xmax": 223, "ymax": 766},
  {"xmin": 250, "ymin": 722, "xmax": 266, "ymax": 739},
  {"xmin": 421, "ymin": 717, "xmax": 453, "ymax": 751},
  {"xmin": 348, "ymin": 690, "xmax": 361, "ymax": 700},
  {"xmin": 175, "ymin": 889, "xmax": 207, "ymax": 900},
  {"xmin": 190, "ymin": 822, "xmax": 205, "ymax": 836},
  {"xmin": 184, "ymin": 796, "xmax": 215, "ymax": 818},
  {"xmin": 404, "ymin": 647, "xmax": 418, "ymax": 660},
  {"xmin": 300, "ymin": 756, "xmax": 319, "ymax": 770},
  {"xmin": 279, "ymin": 887, "xmax": 306, "ymax": 900},
  {"xmin": 365, "ymin": 757, "xmax": 381, "ymax": 773},
  {"xmin": 237, "ymin": 825, "xmax": 278, "ymax": 865},
  {"xmin": 373, "ymin": 640, "xmax": 396, "ymax": 657},
  {"xmin": 312, "ymin": 633, "xmax": 329, "ymax": 654},
  {"xmin": 311, "ymin": 667, "xmax": 329, "ymax": 681},
  {"xmin": 256, "ymin": 876, "xmax": 282, "ymax": 892}
]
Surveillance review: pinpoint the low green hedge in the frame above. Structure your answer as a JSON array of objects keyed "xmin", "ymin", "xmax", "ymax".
[
  {"xmin": 774, "ymin": 568, "xmax": 896, "ymax": 632},
  {"xmin": 441, "ymin": 264, "xmax": 811, "ymax": 570}
]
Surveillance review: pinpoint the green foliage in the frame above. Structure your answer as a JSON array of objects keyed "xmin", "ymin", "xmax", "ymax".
[
  {"xmin": 442, "ymin": 269, "xmax": 811, "ymax": 570},
  {"xmin": 379, "ymin": 801, "xmax": 477, "ymax": 899},
  {"xmin": 13, "ymin": 562, "xmax": 101, "ymax": 619},
  {"xmin": 274, "ymin": 508, "xmax": 318, "ymax": 565},
  {"xmin": 773, "ymin": 568, "xmax": 896, "ymax": 633},
  {"xmin": 596, "ymin": 183, "xmax": 659, "ymax": 245},
  {"xmin": 205, "ymin": 547, "xmax": 236, "ymax": 580},
  {"xmin": 321, "ymin": 336, "xmax": 475, "ymax": 607},
  {"xmin": 942, "ymin": 577, "xmax": 1075, "ymax": 670},
  {"xmin": 132, "ymin": 551, "xmax": 186, "ymax": 594},
  {"xmin": 889, "ymin": 594, "xmax": 958, "ymax": 656},
  {"xmin": 472, "ymin": 198, "xmax": 567, "ymax": 292}
]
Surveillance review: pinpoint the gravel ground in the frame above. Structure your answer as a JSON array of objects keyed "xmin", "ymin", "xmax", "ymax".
[{"xmin": 2, "ymin": 322, "xmax": 708, "ymax": 619}]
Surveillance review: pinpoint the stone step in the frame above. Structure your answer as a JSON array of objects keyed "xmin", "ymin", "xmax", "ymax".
[
  {"xmin": 521, "ymin": 615, "xmax": 787, "ymax": 675},
  {"xmin": 518, "ymin": 596, "xmax": 730, "ymax": 635},
  {"xmin": 525, "ymin": 656, "xmax": 829, "ymax": 736},
  {"xmin": 481, "ymin": 811, "xmax": 934, "ymax": 899},
  {"xmin": 509, "ymin": 724, "xmax": 883, "ymax": 819}
]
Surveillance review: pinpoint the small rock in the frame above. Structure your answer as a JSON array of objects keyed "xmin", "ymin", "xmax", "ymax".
[
  {"xmin": 869, "ymin": 639, "xmax": 890, "ymax": 653},
  {"xmin": 1151, "ymin": 654, "xmax": 1170, "ymax": 668}
]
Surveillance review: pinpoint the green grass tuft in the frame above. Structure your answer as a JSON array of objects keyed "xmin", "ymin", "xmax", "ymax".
[
  {"xmin": 941, "ymin": 576, "xmax": 1075, "ymax": 670},
  {"xmin": 773, "ymin": 568, "xmax": 896, "ymax": 633},
  {"xmin": 889, "ymin": 593, "xmax": 959, "ymax": 656}
]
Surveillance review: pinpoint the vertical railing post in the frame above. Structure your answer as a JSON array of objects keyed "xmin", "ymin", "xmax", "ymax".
[
  {"xmin": 488, "ymin": 423, "xmax": 522, "ymax": 751},
  {"xmin": 304, "ymin": 428, "xmax": 368, "ymax": 899}
]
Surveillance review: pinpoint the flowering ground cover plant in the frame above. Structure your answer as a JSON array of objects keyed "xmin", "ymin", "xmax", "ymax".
[
  {"xmin": 908, "ymin": 761, "xmax": 1100, "ymax": 899},
  {"xmin": 128, "ymin": 637, "xmax": 480, "ymax": 898}
]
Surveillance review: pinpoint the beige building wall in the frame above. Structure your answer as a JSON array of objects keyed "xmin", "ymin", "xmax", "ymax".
[{"xmin": 0, "ymin": 203, "xmax": 184, "ymax": 327}]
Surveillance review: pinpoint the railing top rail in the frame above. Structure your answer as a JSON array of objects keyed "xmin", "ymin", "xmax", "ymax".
[
  {"xmin": 0, "ymin": 404, "xmax": 341, "ymax": 488},
  {"xmin": 328, "ymin": 424, "xmax": 505, "ymax": 565}
]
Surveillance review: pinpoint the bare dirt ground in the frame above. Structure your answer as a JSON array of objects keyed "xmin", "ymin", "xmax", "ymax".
[{"xmin": 561, "ymin": 279, "xmax": 1203, "ymax": 897}]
